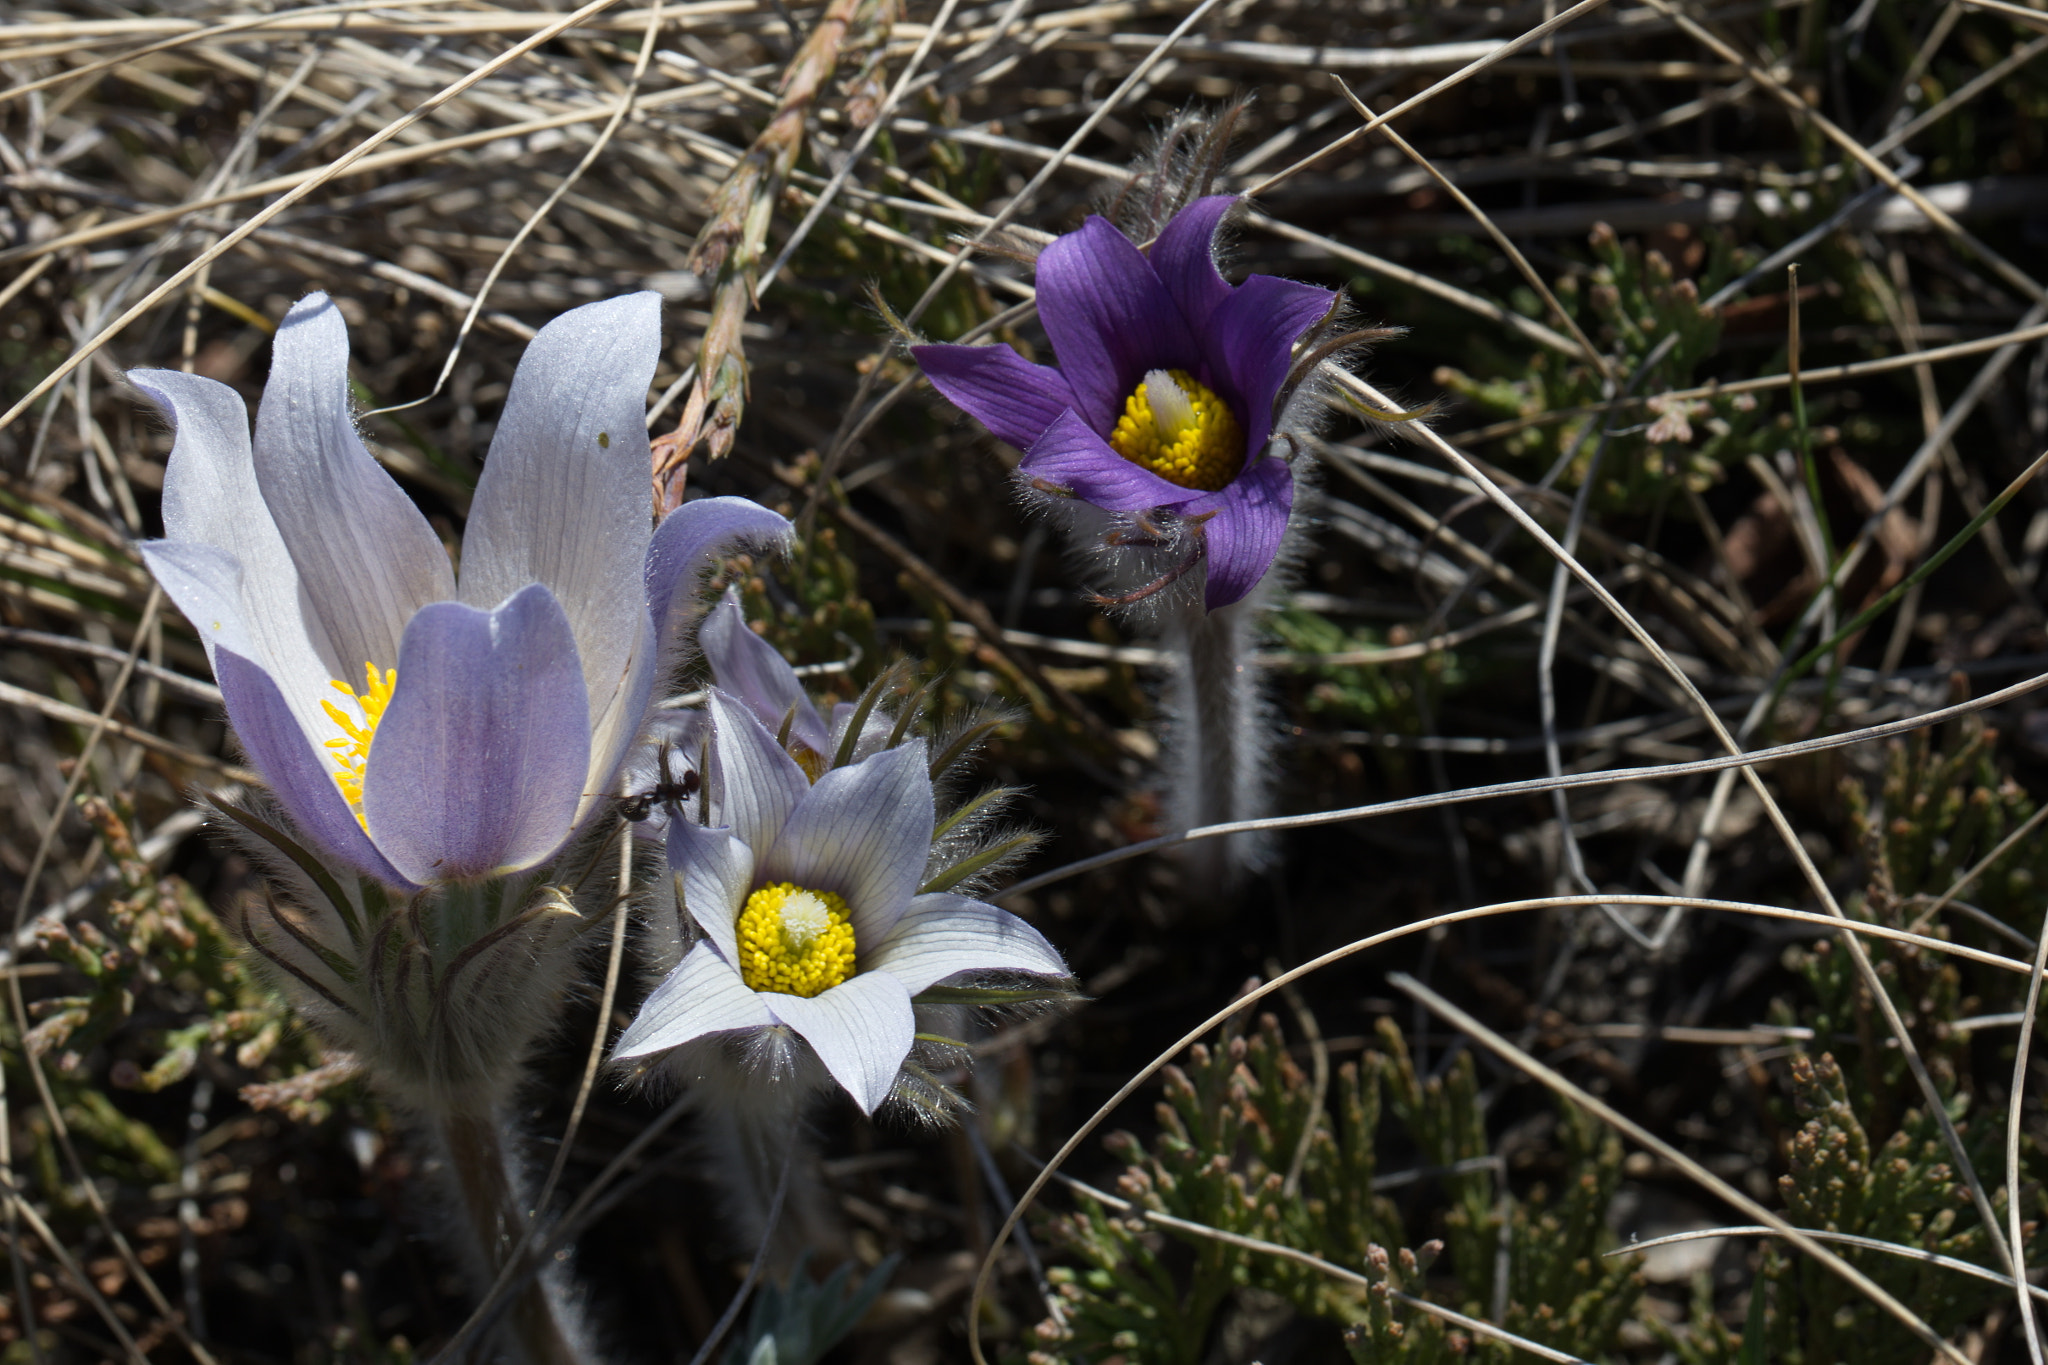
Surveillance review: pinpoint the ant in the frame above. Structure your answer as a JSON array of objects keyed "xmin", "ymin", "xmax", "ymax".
[{"xmin": 619, "ymin": 742, "xmax": 700, "ymax": 822}]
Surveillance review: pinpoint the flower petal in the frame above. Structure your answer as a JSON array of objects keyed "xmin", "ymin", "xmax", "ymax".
[
  {"xmin": 133, "ymin": 370, "xmax": 341, "ymax": 747},
  {"xmin": 1036, "ymin": 215, "xmax": 1201, "ymax": 431},
  {"xmin": 252, "ymin": 293, "xmax": 455, "ymax": 677},
  {"xmin": 867, "ymin": 893, "xmax": 1069, "ymax": 994},
  {"xmin": 581, "ymin": 606, "xmax": 656, "ymax": 829},
  {"xmin": 612, "ymin": 942, "xmax": 775, "ymax": 1060},
  {"xmin": 700, "ymin": 589, "xmax": 829, "ymax": 758},
  {"xmin": 1188, "ymin": 455, "xmax": 1293, "ymax": 609},
  {"xmin": 759, "ymin": 742, "xmax": 932, "ymax": 945},
  {"xmin": 765, "ymin": 970, "xmax": 914, "ymax": 1114},
  {"xmin": 705, "ymin": 690, "xmax": 810, "ymax": 856},
  {"xmin": 1149, "ymin": 195, "xmax": 1238, "ymax": 336},
  {"xmin": 1201, "ymin": 272, "xmax": 1335, "ymax": 453},
  {"xmin": 363, "ymin": 583, "xmax": 591, "ymax": 882},
  {"xmin": 1018, "ymin": 409, "xmax": 1194, "ymax": 513},
  {"xmin": 460, "ymin": 292, "xmax": 662, "ymax": 744},
  {"xmin": 646, "ymin": 496, "xmax": 794, "ymax": 663},
  {"xmin": 910, "ymin": 342, "xmax": 1077, "ymax": 450},
  {"xmin": 212, "ymin": 644, "xmax": 415, "ymax": 888},
  {"xmin": 666, "ymin": 814, "xmax": 752, "ymax": 963}
]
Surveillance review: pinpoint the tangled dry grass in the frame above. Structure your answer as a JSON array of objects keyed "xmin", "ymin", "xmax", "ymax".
[{"xmin": 11, "ymin": 0, "xmax": 2048, "ymax": 1361}]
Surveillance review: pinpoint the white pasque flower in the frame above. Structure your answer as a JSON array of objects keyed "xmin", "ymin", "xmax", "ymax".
[{"xmin": 613, "ymin": 689, "xmax": 1069, "ymax": 1114}]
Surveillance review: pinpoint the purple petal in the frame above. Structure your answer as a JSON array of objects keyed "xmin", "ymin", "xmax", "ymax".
[
  {"xmin": 363, "ymin": 583, "xmax": 591, "ymax": 882},
  {"xmin": 646, "ymin": 496, "xmax": 793, "ymax": 663},
  {"xmin": 705, "ymin": 691, "xmax": 810, "ymax": 856},
  {"xmin": 700, "ymin": 590, "xmax": 829, "ymax": 759},
  {"xmin": 1018, "ymin": 409, "xmax": 1195, "ymax": 513},
  {"xmin": 612, "ymin": 942, "xmax": 775, "ymax": 1060},
  {"xmin": 460, "ymin": 293, "xmax": 662, "ymax": 751},
  {"xmin": 911, "ymin": 343, "xmax": 1077, "ymax": 450},
  {"xmin": 1189, "ymin": 456, "xmax": 1294, "ymax": 609},
  {"xmin": 666, "ymin": 814, "xmax": 752, "ymax": 963},
  {"xmin": 758, "ymin": 742, "xmax": 933, "ymax": 946},
  {"xmin": 1201, "ymin": 273, "xmax": 1335, "ymax": 453},
  {"xmin": 764, "ymin": 970, "xmax": 913, "ymax": 1114},
  {"xmin": 868, "ymin": 894, "xmax": 1068, "ymax": 994},
  {"xmin": 252, "ymin": 293, "xmax": 455, "ymax": 679},
  {"xmin": 1149, "ymin": 196, "xmax": 1238, "ymax": 336},
  {"xmin": 212, "ymin": 645, "xmax": 415, "ymax": 888},
  {"xmin": 1036, "ymin": 216, "xmax": 1201, "ymax": 431}
]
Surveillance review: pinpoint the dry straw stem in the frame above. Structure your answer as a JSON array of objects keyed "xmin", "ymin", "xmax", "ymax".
[
  {"xmin": 652, "ymin": 0, "xmax": 891, "ymax": 499},
  {"xmin": 964, "ymin": 890, "xmax": 2035, "ymax": 1365},
  {"xmin": 0, "ymin": 0, "xmax": 631, "ymax": 437},
  {"xmin": 1388, "ymin": 973, "xmax": 1970, "ymax": 1365},
  {"xmin": 2, "ymin": 589, "xmax": 222, "ymax": 1365},
  {"xmin": 1341, "ymin": 369, "xmax": 2026, "ymax": 1287},
  {"xmin": 1610, "ymin": 1226, "xmax": 2048, "ymax": 1304},
  {"xmin": 1047, "ymin": 1167, "xmax": 1597, "ymax": 1364},
  {"xmin": 1000, "ymin": 616, "xmax": 2048, "ymax": 898}
]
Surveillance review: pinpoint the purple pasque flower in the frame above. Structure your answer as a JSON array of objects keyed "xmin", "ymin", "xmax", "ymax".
[
  {"xmin": 136, "ymin": 291, "xmax": 790, "ymax": 890},
  {"xmin": 912, "ymin": 195, "xmax": 1335, "ymax": 610},
  {"xmin": 612, "ymin": 690, "xmax": 1068, "ymax": 1115}
]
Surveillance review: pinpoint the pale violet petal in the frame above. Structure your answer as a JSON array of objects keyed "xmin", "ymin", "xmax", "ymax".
[
  {"xmin": 213, "ymin": 645, "xmax": 415, "ymax": 888},
  {"xmin": 646, "ymin": 496, "xmax": 794, "ymax": 664},
  {"xmin": 700, "ymin": 589, "xmax": 829, "ymax": 758},
  {"xmin": 764, "ymin": 970, "xmax": 914, "ymax": 1114},
  {"xmin": 706, "ymin": 690, "xmax": 808, "ymax": 856},
  {"xmin": 867, "ymin": 894, "xmax": 1069, "ymax": 994},
  {"xmin": 253, "ymin": 293, "xmax": 455, "ymax": 678},
  {"xmin": 363, "ymin": 584, "xmax": 590, "ymax": 882},
  {"xmin": 666, "ymin": 815, "xmax": 752, "ymax": 963},
  {"xmin": 132, "ymin": 370, "xmax": 339, "ymax": 748},
  {"xmin": 612, "ymin": 942, "xmax": 774, "ymax": 1060},
  {"xmin": 759, "ymin": 742, "xmax": 932, "ymax": 946},
  {"xmin": 460, "ymin": 293, "xmax": 661, "ymax": 740},
  {"xmin": 578, "ymin": 604, "xmax": 657, "ymax": 828}
]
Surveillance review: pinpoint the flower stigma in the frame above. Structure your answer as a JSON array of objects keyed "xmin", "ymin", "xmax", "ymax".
[
  {"xmin": 1108, "ymin": 368, "xmax": 1245, "ymax": 492},
  {"xmin": 321, "ymin": 662, "xmax": 396, "ymax": 830},
  {"xmin": 736, "ymin": 882, "xmax": 857, "ymax": 997}
]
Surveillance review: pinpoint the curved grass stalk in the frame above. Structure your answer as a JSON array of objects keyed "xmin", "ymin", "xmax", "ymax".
[{"xmin": 964, "ymin": 888, "xmax": 2037, "ymax": 1365}]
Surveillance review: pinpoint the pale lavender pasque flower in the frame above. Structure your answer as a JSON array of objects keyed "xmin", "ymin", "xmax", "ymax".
[
  {"xmin": 614, "ymin": 666, "xmax": 1069, "ymax": 1116},
  {"xmin": 131, "ymin": 290, "xmax": 790, "ymax": 1105},
  {"xmin": 136, "ymin": 290, "xmax": 785, "ymax": 890},
  {"xmin": 913, "ymin": 195, "xmax": 1337, "ymax": 610}
]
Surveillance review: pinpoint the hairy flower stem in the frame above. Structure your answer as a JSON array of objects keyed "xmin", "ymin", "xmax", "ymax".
[
  {"xmin": 1160, "ymin": 580, "xmax": 1276, "ymax": 891},
  {"xmin": 435, "ymin": 1107, "xmax": 596, "ymax": 1365}
]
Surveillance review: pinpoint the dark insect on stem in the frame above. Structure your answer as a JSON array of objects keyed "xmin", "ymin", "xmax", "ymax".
[{"xmin": 620, "ymin": 742, "xmax": 701, "ymax": 823}]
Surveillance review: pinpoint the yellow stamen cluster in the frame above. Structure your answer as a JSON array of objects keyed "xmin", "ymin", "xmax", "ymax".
[
  {"xmin": 736, "ymin": 882, "xmax": 857, "ymax": 997},
  {"xmin": 1108, "ymin": 368, "xmax": 1245, "ymax": 492},
  {"xmin": 322, "ymin": 662, "xmax": 396, "ymax": 830}
]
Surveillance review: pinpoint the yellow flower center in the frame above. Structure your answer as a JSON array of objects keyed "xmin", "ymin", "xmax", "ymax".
[
  {"xmin": 735, "ymin": 882, "xmax": 857, "ymax": 997},
  {"xmin": 1107, "ymin": 368, "xmax": 1245, "ymax": 492},
  {"xmin": 321, "ymin": 661, "xmax": 396, "ymax": 831}
]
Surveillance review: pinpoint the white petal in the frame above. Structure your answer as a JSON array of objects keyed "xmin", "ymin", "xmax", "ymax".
[
  {"xmin": 666, "ymin": 816, "xmax": 752, "ymax": 963},
  {"xmin": 760, "ymin": 742, "xmax": 932, "ymax": 946},
  {"xmin": 706, "ymin": 690, "xmax": 809, "ymax": 856},
  {"xmin": 460, "ymin": 292, "xmax": 662, "ymax": 738},
  {"xmin": 765, "ymin": 971, "xmax": 914, "ymax": 1114},
  {"xmin": 252, "ymin": 293, "xmax": 455, "ymax": 677},
  {"xmin": 612, "ymin": 943, "xmax": 774, "ymax": 1059},
  {"xmin": 868, "ymin": 894, "xmax": 1070, "ymax": 995}
]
